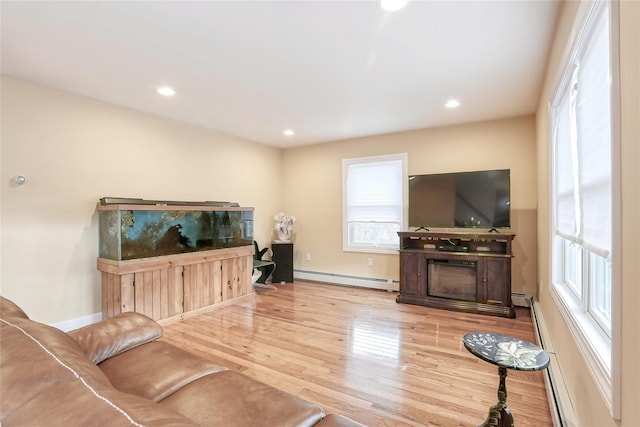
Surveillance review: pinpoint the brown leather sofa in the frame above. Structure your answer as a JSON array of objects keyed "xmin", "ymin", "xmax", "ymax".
[{"xmin": 0, "ymin": 296, "xmax": 365, "ymax": 427}]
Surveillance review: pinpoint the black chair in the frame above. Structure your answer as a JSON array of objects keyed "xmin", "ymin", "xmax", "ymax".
[{"xmin": 253, "ymin": 241, "xmax": 275, "ymax": 285}]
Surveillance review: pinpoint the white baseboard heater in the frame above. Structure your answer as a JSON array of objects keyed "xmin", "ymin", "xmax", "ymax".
[
  {"xmin": 294, "ymin": 270, "xmax": 533, "ymax": 307},
  {"xmin": 294, "ymin": 270, "xmax": 399, "ymax": 292},
  {"xmin": 530, "ymin": 297, "xmax": 577, "ymax": 427}
]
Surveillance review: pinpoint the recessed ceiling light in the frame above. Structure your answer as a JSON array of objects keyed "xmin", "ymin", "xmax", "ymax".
[
  {"xmin": 445, "ymin": 99, "xmax": 461, "ymax": 109},
  {"xmin": 157, "ymin": 86, "xmax": 176, "ymax": 97},
  {"xmin": 283, "ymin": 129, "xmax": 295, "ymax": 136},
  {"xmin": 380, "ymin": 0, "xmax": 408, "ymax": 12}
]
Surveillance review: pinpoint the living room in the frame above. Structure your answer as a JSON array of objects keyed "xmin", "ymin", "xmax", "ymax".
[{"xmin": 1, "ymin": 1, "xmax": 639, "ymax": 427}]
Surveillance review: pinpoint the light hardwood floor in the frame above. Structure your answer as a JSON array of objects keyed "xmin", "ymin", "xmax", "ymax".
[{"xmin": 161, "ymin": 281, "xmax": 553, "ymax": 427}]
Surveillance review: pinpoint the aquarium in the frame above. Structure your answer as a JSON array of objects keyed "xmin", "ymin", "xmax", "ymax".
[{"xmin": 98, "ymin": 205, "xmax": 254, "ymax": 261}]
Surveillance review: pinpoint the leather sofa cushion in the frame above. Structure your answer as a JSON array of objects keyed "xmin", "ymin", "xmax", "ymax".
[
  {"xmin": 0, "ymin": 296, "xmax": 29, "ymax": 320},
  {"xmin": 3, "ymin": 378, "xmax": 199, "ymax": 427},
  {"xmin": 1, "ymin": 316, "xmax": 194, "ymax": 427},
  {"xmin": 160, "ymin": 370, "xmax": 325, "ymax": 427},
  {"xmin": 1, "ymin": 316, "xmax": 112, "ymax": 419},
  {"xmin": 69, "ymin": 312, "xmax": 163, "ymax": 364},
  {"xmin": 99, "ymin": 340, "xmax": 227, "ymax": 402}
]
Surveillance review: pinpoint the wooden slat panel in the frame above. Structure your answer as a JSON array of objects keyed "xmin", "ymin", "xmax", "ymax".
[
  {"xmin": 213, "ymin": 260, "xmax": 222, "ymax": 303},
  {"xmin": 190, "ymin": 264, "xmax": 199, "ymax": 310},
  {"xmin": 160, "ymin": 268, "xmax": 169, "ymax": 319},
  {"xmin": 120, "ymin": 274, "xmax": 135, "ymax": 313},
  {"xmin": 113, "ymin": 275, "xmax": 122, "ymax": 316},
  {"xmin": 236, "ymin": 256, "xmax": 244, "ymax": 296},
  {"xmin": 194, "ymin": 262, "xmax": 204, "ymax": 310},
  {"xmin": 209, "ymin": 261, "xmax": 218, "ymax": 305},
  {"xmin": 203, "ymin": 261, "xmax": 211, "ymax": 306},
  {"xmin": 106, "ymin": 272, "xmax": 115, "ymax": 318},
  {"xmin": 101, "ymin": 272, "xmax": 110, "ymax": 320},
  {"xmin": 143, "ymin": 271, "xmax": 154, "ymax": 318},
  {"xmin": 183, "ymin": 265, "xmax": 193, "ymax": 312},
  {"xmin": 168, "ymin": 266, "xmax": 183, "ymax": 316},
  {"xmin": 152, "ymin": 269, "xmax": 161, "ymax": 320},
  {"xmin": 134, "ymin": 272, "xmax": 145, "ymax": 314},
  {"xmin": 221, "ymin": 259, "xmax": 230, "ymax": 301},
  {"xmin": 243, "ymin": 255, "xmax": 253, "ymax": 295},
  {"xmin": 229, "ymin": 258, "xmax": 237, "ymax": 299}
]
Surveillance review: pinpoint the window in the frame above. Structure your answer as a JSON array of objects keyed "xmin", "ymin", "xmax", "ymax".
[
  {"xmin": 343, "ymin": 153, "xmax": 407, "ymax": 253},
  {"xmin": 549, "ymin": 0, "xmax": 620, "ymax": 417}
]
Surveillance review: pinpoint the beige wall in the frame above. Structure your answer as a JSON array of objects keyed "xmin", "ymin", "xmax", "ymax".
[
  {"xmin": 282, "ymin": 116, "xmax": 538, "ymax": 296},
  {"xmin": 1, "ymin": 78, "xmax": 538, "ymax": 324},
  {"xmin": 536, "ymin": 1, "xmax": 640, "ymax": 425},
  {"xmin": 0, "ymin": 77, "xmax": 283, "ymax": 324}
]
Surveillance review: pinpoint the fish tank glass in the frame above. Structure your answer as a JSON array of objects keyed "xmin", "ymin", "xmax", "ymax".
[{"xmin": 99, "ymin": 206, "xmax": 254, "ymax": 261}]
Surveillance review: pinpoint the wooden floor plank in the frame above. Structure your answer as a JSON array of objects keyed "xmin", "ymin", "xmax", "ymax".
[{"xmin": 161, "ymin": 281, "xmax": 553, "ymax": 427}]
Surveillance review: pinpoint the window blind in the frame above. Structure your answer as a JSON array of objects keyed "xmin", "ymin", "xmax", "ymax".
[
  {"xmin": 553, "ymin": 7, "xmax": 612, "ymax": 259},
  {"xmin": 346, "ymin": 159, "xmax": 403, "ymax": 224}
]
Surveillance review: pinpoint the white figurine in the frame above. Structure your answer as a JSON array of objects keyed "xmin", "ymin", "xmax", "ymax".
[{"xmin": 274, "ymin": 212, "xmax": 296, "ymax": 242}]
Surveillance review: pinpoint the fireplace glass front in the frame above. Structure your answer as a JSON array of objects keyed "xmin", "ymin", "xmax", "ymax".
[{"xmin": 427, "ymin": 259, "xmax": 477, "ymax": 301}]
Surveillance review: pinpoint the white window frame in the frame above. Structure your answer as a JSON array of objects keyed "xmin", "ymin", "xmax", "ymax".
[
  {"xmin": 342, "ymin": 153, "xmax": 408, "ymax": 254},
  {"xmin": 548, "ymin": 0, "xmax": 621, "ymax": 418}
]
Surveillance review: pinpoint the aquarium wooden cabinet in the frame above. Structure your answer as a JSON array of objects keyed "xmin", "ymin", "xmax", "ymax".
[
  {"xmin": 96, "ymin": 200, "xmax": 255, "ymax": 322},
  {"xmin": 97, "ymin": 246, "xmax": 253, "ymax": 322},
  {"xmin": 397, "ymin": 230, "xmax": 516, "ymax": 318}
]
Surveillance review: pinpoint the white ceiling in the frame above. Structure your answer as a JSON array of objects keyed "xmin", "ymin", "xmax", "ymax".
[{"xmin": 1, "ymin": 1, "xmax": 561, "ymax": 148}]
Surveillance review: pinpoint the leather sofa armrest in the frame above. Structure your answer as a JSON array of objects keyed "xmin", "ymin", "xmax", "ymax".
[{"xmin": 68, "ymin": 312, "xmax": 163, "ymax": 364}]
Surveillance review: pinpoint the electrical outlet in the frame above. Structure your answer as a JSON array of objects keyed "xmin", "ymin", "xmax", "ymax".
[
  {"xmin": 305, "ymin": 253, "xmax": 311, "ymax": 262},
  {"xmin": 367, "ymin": 257, "xmax": 373, "ymax": 267}
]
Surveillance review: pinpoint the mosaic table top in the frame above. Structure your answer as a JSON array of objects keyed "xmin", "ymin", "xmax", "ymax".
[{"xmin": 463, "ymin": 331, "xmax": 550, "ymax": 371}]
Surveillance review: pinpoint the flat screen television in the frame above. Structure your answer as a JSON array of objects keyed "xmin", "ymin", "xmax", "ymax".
[{"xmin": 408, "ymin": 169, "xmax": 510, "ymax": 229}]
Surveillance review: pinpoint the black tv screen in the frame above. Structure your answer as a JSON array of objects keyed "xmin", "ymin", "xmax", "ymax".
[{"xmin": 408, "ymin": 169, "xmax": 510, "ymax": 229}]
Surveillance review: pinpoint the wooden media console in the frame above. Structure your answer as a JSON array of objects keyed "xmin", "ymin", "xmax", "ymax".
[{"xmin": 397, "ymin": 230, "xmax": 516, "ymax": 318}]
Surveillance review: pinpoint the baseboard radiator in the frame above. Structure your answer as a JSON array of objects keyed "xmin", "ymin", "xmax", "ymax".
[
  {"xmin": 293, "ymin": 270, "xmax": 399, "ymax": 291},
  {"xmin": 530, "ymin": 297, "xmax": 578, "ymax": 427},
  {"xmin": 294, "ymin": 270, "xmax": 533, "ymax": 308}
]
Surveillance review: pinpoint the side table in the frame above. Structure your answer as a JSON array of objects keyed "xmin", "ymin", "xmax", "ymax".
[
  {"xmin": 271, "ymin": 242, "xmax": 293, "ymax": 283},
  {"xmin": 462, "ymin": 331, "xmax": 550, "ymax": 427}
]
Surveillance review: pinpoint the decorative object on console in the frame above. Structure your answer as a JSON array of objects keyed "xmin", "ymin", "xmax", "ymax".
[{"xmin": 274, "ymin": 212, "xmax": 296, "ymax": 242}]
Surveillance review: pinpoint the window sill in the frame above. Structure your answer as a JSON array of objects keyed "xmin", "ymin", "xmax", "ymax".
[{"xmin": 343, "ymin": 246, "xmax": 399, "ymax": 255}]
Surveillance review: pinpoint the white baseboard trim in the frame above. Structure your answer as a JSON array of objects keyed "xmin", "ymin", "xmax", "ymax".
[
  {"xmin": 294, "ymin": 270, "xmax": 399, "ymax": 292},
  {"xmin": 531, "ymin": 298, "xmax": 578, "ymax": 427},
  {"xmin": 50, "ymin": 312, "xmax": 102, "ymax": 332}
]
